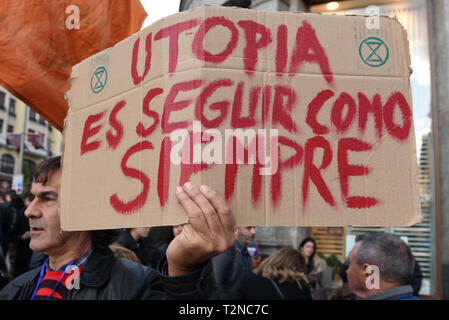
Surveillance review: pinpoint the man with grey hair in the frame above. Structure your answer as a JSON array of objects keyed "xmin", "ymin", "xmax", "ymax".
[{"xmin": 346, "ymin": 232, "xmax": 419, "ymax": 300}]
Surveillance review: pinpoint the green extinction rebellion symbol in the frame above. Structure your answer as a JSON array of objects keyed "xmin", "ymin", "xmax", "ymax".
[
  {"xmin": 359, "ymin": 37, "xmax": 389, "ymax": 67},
  {"xmin": 90, "ymin": 66, "xmax": 108, "ymax": 93}
]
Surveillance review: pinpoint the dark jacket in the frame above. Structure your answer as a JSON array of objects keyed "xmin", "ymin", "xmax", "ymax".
[
  {"xmin": 116, "ymin": 232, "xmax": 162, "ymax": 269},
  {"xmin": 237, "ymin": 273, "xmax": 312, "ymax": 300},
  {"xmin": 10, "ymin": 207, "xmax": 32, "ymax": 278},
  {"xmin": 361, "ymin": 285, "xmax": 420, "ymax": 300},
  {"xmin": 212, "ymin": 241, "xmax": 251, "ymax": 299},
  {"xmin": 0, "ymin": 247, "xmax": 218, "ymax": 300},
  {"xmin": 0, "ymin": 203, "xmax": 16, "ymax": 254},
  {"xmin": 411, "ymin": 259, "xmax": 423, "ymax": 296},
  {"xmin": 0, "ymin": 247, "xmax": 8, "ymax": 290}
]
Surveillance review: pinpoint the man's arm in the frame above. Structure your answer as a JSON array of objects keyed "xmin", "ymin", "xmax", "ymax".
[{"xmin": 144, "ymin": 183, "xmax": 235, "ymax": 300}]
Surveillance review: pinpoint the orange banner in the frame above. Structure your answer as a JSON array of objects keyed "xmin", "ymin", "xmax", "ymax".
[{"xmin": 0, "ymin": 0, "xmax": 147, "ymax": 131}]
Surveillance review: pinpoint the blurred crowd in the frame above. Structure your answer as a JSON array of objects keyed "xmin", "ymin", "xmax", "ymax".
[
  {"xmin": 0, "ymin": 156, "xmax": 422, "ymax": 300},
  {"xmin": 1, "ymin": 193, "xmax": 422, "ymax": 300}
]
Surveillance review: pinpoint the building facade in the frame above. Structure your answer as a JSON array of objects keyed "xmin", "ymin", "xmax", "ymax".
[{"xmin": 0, "ymin": 86, "xmax": 63, "ymax": 192}]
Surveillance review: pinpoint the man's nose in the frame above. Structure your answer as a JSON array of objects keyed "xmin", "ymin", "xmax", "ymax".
[{"xmin": 25, "ymin": 199, "xmax": 41, "ymax": 218}]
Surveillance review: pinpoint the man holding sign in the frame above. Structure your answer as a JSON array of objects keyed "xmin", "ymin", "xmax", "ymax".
[{"xmin": 0, "ymin": 156, "xmax": 235, "ymax": 299}]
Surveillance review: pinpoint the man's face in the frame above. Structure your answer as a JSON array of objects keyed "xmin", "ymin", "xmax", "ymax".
[
  {"xmin": 25, "ymin": 169, "xmax": 73, "ymax": 254},
  {"xmin": 135, "ymin": 227, "xmax": 151, "ymax": 238},
  {"xmin": 237, "ymin": 226, "xmax": 256, "ymax": 246},
  {"xmin": 346, "ymin": 241, "xmax": 368, "ymax": 298}
]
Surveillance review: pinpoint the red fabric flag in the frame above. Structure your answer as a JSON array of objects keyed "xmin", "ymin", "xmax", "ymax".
[
  {"xmin": 27, "ymin": 132, "xmax": 45, "ymax": 149},
  {"xmin": 0, "ymin": 0, "xmax": 147, "ymax": 131},
  {"xmin": 7, "ymin": 133, "xmax": 22, "ymax": 149}
]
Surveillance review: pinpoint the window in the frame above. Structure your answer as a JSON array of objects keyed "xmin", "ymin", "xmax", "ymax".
[
  {"xmin": 38, "ymin": 116, "xmax": 46, "ymax": 125},
  {"xmin": 7, "ymin": 125, "xmax": 14, "ymax": 133},
  {"xmin": 0, "ymin": 92, "xmax": 5, "ymax": 110},
  {"xmin": 1, "ymin": 154, "xmax": 14, "ymax": 174},
  {"xmin": 29, "ymin": 109, "xmax": 36, "ymax": 122},
  {"xmin": 9, "ymin": 99, "xmax": 16, "ymax": 117},
  {"xmin": 0, "ymin": 119, "xmax": 3, "ymax": 133}
]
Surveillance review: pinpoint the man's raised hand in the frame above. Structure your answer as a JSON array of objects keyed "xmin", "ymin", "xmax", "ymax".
[{"xmin": 166, "ymin": 182, "xmax": 236, "ymax": 276}]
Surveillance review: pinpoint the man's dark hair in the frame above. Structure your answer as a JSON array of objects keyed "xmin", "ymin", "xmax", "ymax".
[
  {"xmin": 33, "ymin": 156, "xmax": 120, "ymax": 250},
  {"xmin": 33, "ymin": 156, "xmax": 61, "ymax": 184},
  {"xmin": 355, "ymin": 234, "xmax": 366, "ymax": 243},
  {"xmin": 356, "ymin": 232, "xmax": 413, "ymax": 285}
]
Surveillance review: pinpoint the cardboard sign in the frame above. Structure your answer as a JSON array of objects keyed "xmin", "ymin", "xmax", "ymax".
[{"xmin": 61, "ymin": 6, "xmax": 421, "ymax": 231}]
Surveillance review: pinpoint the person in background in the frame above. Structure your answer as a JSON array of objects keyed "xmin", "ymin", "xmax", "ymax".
[
  {"xmin": 248, "ymin": 242, "xmax": 262, "ymax": 269},
  {"xmin": 355, "ymin": 233, "xmax": 423, "ymax": 296},
  {"xmin": 0, "ymin": 246, "xmax": 9, "ymax": 290},
  {"xmin": 141, "ymin": 226, "xmax": 174, "ymax": 252},
  {"xmin": 8, "ymin": 200, "xmax": 31, "ymax": 278},
  {"xmin": 115, "ymin": 227, "xmax": 162, "ymax": 269},
  {"xmin": 238, "ymin": 246, "xmax": 312, "ymax": 300},
  {"xmin": 212, "ymin": 226, "xmax": 256, "ymax": 299},
  {"xmin": 347, "ymin": 232, "xmax": 419, "ymax": 300},
  {"xmin": 0, "ymin": 156, "xmax": 236, "ymax": 300},
  {"xmin": 0, "ymin": 192, "xmax": 30, "ymax": 278},
  {"xmin": 299, "ymin": 237, "xmax": 328, "ymax": 300},
  {"xmin": 157, "ymin": 224, "xmax": 185, "ymax": 256},
  {"xmin": 329, "ymin": 258, "xmax": 355, "ymax": 300},
  {"xmin": 0, "ymin": 191, "xmax": 7, "ymax": 205},
  {"xmin": 109, "ymin": 244, "xmax": 141, "ymax": 264},
  {"xmin": 0, "ymin": 191, "xmax": 18, "ymax": 255}
]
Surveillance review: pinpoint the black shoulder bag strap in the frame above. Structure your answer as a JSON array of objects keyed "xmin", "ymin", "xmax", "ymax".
[{"xmin": 270, "ymin": 279, "xmax": 286, "ymax": 300}]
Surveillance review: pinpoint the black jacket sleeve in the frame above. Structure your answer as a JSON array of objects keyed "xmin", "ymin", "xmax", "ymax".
[{"xmin": 154, "ymin": 256, "xmax": 219, "ymax": 300}]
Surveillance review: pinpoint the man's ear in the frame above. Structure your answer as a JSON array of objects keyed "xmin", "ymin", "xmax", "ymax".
[
  {"xmin": 362, "ymin": 263, "xmax": 380, "ymax": 290},
  {"xmin": 362, "ymin": 263, "xmax": 372, "ymax": 277}
]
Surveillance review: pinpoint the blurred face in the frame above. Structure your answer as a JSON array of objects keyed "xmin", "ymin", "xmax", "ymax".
[
  {"xmin": 346, "ymin": 242, "xmax": 367, "ymax": 298},
  {"xmin": 301, "ymin": 241, "xmax": 315, "ymax": 258},
  {"xmin": 173, "ymin": 224, "xmax": 184, "ymax": 237},
  {"xmin": 237, "ymin": 226, "xmax": 256, "ymax": 246},
  {"xmin": 25, "ymin": 169, "xmax": 84, "ymax": 255},
  {"xmin": 134, "ymin": 227, "xmax": 151, "ymax": 239}
]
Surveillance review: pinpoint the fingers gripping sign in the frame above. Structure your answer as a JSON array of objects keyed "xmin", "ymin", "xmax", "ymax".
[{"xmin": 166, "ymin": 182, "xmax": 236, "ymax": 276}]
